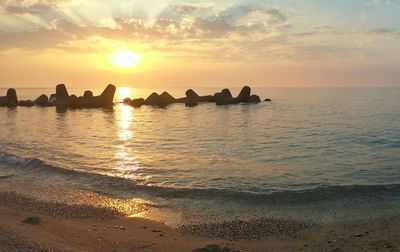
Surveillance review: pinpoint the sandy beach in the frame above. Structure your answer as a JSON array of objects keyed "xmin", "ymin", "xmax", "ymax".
[{"xmin": 0, "ymin": 188, "xmax": 399, "ymax": 252}]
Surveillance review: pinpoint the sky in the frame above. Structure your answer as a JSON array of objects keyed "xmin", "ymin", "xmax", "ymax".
[{"xmin": 0, "ymin": 0, "xmax": 400, "ymax": 87}]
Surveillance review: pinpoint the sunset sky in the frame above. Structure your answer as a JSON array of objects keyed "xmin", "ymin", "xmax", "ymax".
[{"xmin": 1, "ymin": 0, "xmax": 400, "ymax": 87}]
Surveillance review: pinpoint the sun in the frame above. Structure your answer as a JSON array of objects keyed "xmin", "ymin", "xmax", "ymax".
[{"xmin": 109, "ymin": 50, "xmax": 142, "ymax": 69}]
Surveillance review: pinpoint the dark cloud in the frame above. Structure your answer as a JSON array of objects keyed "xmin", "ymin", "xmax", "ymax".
[
  {"xmin": 5, "ymin": 3, "xmax": 53, "ymax": 14},
  {"xmin": 219, "ymin": 5, "xmax": 287, "ymax": 25},
  {"xmin": 367, "ymin": 28, "xmax": 400, "ymax": 36},
  {"xmin": 293, "ymin": 25, "xmax": 336, "ymax": 37},
  {"xmin": 3, "ymin": 0, "xmax": 67, "ymax": 14},
  {"xmin": 158, "ymin": 3, "xmax": 208, "ymax": 20}
]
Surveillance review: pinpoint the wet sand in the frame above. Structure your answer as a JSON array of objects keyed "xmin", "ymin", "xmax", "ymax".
[{"xmin": 0, "ymin": 190, "xmax": 399, "ymax": 252}]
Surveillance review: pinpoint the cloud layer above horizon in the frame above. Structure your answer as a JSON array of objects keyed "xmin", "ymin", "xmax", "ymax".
[{"xmin": 1, "ymin": 0, "xmax": 400, "ymax": 87}]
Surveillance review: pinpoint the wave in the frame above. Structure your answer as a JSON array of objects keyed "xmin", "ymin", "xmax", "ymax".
[
  {"xmin": 0, "ymin": 152, "xmax": 30, "ymax": 166},
  {"xmin": 1, "ymin": 151, "xmax": 400, "ymax": 205}
]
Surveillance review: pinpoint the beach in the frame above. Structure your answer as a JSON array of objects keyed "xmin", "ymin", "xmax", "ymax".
[{"xmin": 1, "ymin": 179, "xmax": 399, "ymax": 252}]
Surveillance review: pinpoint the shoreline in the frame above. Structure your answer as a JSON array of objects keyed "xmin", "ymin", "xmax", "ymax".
[{"xmin": 0, "ymin": 190, "xmax": 399, "ymax": 251}]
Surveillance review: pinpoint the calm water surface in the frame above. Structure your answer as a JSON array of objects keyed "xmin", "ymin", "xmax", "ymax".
[{"xmin": 1, "ymin": 87, "xmax": 400, "ymax": 217}]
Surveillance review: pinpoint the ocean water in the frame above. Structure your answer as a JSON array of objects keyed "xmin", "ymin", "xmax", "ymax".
[{"xmin": 1, "ymin": 87, "xmax": 400, "ymax": 221}]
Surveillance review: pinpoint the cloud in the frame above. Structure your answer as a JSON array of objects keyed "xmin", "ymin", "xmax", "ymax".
[
  {"xmin": 0, "ymin": 2, "xmax": 394, "ymax": 65},
  {"xmin": 219, "ymin": 5, "xmax": 287, "ymax": 25},
  {"xmin": 158, "ymin": 3, "xmax": 213, "ymax": 20},
  {"xmin": 0, "ymin": 3, "xmax": 289, "ymax": 52},
  {"xmin": 2, "ymin": 0, "xmax": 68, "ymax": 14},
  {"xmin": 0, "ymin": 2, "xmax": 372, "ymax": 64},
  {"xmin": 194, "ymin": 5, "xmax": 288, "ymax": 37},
  {"xmin": 367, "ymin": 28, "xmax": 400, "ymax": 36},
  {"xmin": 5, "ymin": 3, "xmax": 54, "ymax": 15},
  {"xmin": 293, "ymin": 25, "xmax": 336, "ymax": 37},
  {"xmin": 363, "ymin": 0, "xmax": 393, "ymax": 5}
]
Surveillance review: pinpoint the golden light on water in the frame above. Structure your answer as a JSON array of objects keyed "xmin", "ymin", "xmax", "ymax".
[
  {"xmin": 114, "ymin": 104, "xmax": 141, "ymax": 175},
  {"xmin": 117, "ymin": 106, "xmax": 133, "ymax": 140},
  {"xmin": 117, "ymin": 87, "xmax": 133, "ymax": 101},
  {"xmin": 116, "ymin": 87, "xmax": 134, "ymax": 139},
  {"xmin": 113, "ymin": 89, "xmax": 144, "ymax": 177},
  {"xmin": 109, "ymin": 50, "xmax": 142, "ymax": 69}
]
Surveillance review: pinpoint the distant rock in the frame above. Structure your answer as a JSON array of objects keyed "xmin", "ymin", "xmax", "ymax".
[
  {"xmin": 123, "ymin": 97, "xmax": 131, "ymax": 104},
  {"xmin": 198, "ymin": 95, "xmax": 215, "ymax": 102},
  {"xmin": 264, "ymin": 98, "xmax": 272, "ymax": 102},
  {"xmin": 0, "ymin": 96, "xmax": 8, "ymax": 106},
  {"xmin": 175, "ymin": 97, "xmax": 187, "ymax": 103},
  {"xmin": 141, "ymin": 91, "xmax": 177, "ymax": 107},
  {"xmin": 232, "ymin": 98, "xmax": 240, "ymax": 104},
  {"xmin": 186, "ymin": 89, "xmax": 200, "ymax": 99},
  {"xmin": 55, "ymin": 84, "xmax": 70, "ymax": 107},
  {"xmin": 83, "ymin": 90, "xmax": 93, "ymax": 99},
  {"xmin": 99, "ymin": 84, "xmax": 116, "ymax": 105},
  {"xmin": 221, "ymin": 88, "xmax": 233, "ymax": 99},
  {"xmin": 130, "ymin": 98, "xmax": 145, "ymax": 107},
  {"xmin": 7, "ymin": 101, "xmax": 17, "ymax": 108},
  {"xmin": 237, "ymin": 86, "xmax": 251, "ymax": 103},
  {"xmin": 156, "ymin": 91, "xmax": 175, "ymax": 107},
  {"xmin": 214, "ymin": 92, "xmax": 222, "ymax": 104},
  {"xmin": 249, "ymin": 95, "xmax": 261, "ymax": 103},
  {"xmin": 56, "ymin": 84, "xmax": 69, "ymax": 99},
  {"xmin": 7, "ymin": 84, "xmax": 264, "ymax": 109},
  {"xmin": 68, "ymin": 95, "xmax": 78, "ymax": 107},
  {"xmin": 6, "ymin": 88, "xmax": 18, "ymax": 105},
  {"xmin": 18, "ymin": 100, "xmax": 34, "ymax": 107},
  {"xmin": 74, "ymin": 96, "xmax": 86, "ymax": 108},
  {"xmin": 34, "ymin": 94, "xmax": 49, "ymax": 106},
  {"xmin": 87, "ymin": 85, "xmax": 116, "ymax": 108},
  {"xmin": 49, "ymin": 94, "xmax": 56, "ymax": 105},
  {"xmin": 56, "ymin": 84, "xmax": 116, "ymax": 108},
  {"xmin": 145, "ymin": 92, "xmax": 159, "ymax": 106},
  {"xmin": 215, "ymin": 89, "xmax": 235, "ymax": 105},
  {"xmin": 0, "ymin": 88, "xmax": 18, "ymax": 107},
  {"xmin": 185, "ymin": 97, "xmax": 198, "ymax": 107},
  {"xmin": 184, "ymin": 89, "xmax": 214, "ymax": 103}
]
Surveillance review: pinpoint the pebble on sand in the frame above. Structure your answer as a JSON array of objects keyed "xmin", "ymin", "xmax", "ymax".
[
  {"xmin": 22, "ymin": 217, "xmax": 41, "ymax": 225},
  {"xmin": 180, "ymin": 217, "xmax": 310, "ymax": 241}
]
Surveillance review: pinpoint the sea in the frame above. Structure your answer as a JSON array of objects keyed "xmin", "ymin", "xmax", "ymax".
[{"xmin": 1, "ymin": 87, "xmax": 400, "ymax": 223}]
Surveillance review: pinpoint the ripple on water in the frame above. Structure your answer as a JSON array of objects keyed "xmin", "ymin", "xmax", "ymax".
[{"xmin": 0, "ymin": 87, "xmax": 400, "ymax": 194}]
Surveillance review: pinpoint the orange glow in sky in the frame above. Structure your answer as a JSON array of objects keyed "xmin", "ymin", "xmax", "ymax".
[
  {"xmin": 109, "ymin": 50, "xmax": 142, "ymax": 69},
  {"xmin": 0, "ymin": 1, "xmax": 399, "ymax": 87}
]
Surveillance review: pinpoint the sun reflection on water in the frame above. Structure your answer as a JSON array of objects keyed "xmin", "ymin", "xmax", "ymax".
[
  {"xmin": 114, "ymin": 91, "xmax": 142, "ymax": 176},
  {"xmin": 118, "ymin": 105, "xmax": 134, "ymax": 140},
  {"xmin": 116, "ymin": 87, "xmax": 133, "ymax": 102}
]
